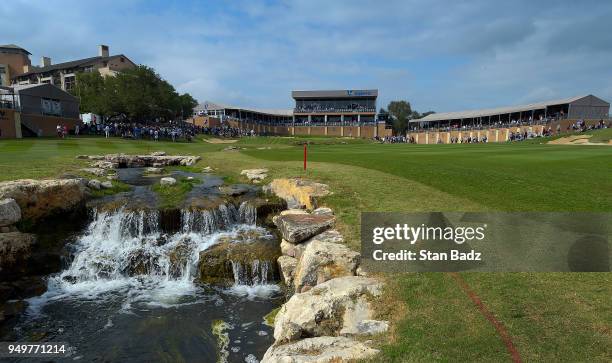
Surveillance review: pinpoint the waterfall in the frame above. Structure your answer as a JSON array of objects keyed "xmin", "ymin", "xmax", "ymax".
[
  {"xmin": 238, "ymin": 201, "xmax": 257, "ymax": 225},
  {"xmin": 230, "ymin": 260, "xmax": 272, "ymax": 286},
  {"xmin": 29, "ymin": 202, "xmax": 274, "ymax": 311}
]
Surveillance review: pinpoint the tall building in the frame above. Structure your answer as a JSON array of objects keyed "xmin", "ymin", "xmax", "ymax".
[
  {"xmin": 7, "ymin": 44, "xmax": 136, "ymax": 92},
  {"xmin": 0, "ymin": 44, "xmax": 32, "ymax": 87}
]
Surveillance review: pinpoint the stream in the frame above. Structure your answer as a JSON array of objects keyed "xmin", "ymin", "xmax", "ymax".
[{"xmin": 2, "ymin": 169, "xmax": 283, "ymax": 363}]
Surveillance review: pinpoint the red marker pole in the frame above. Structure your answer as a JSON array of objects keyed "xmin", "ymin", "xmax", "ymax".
[{"xmin": 303, "ymin": 143, "xmax": 307, "ymax": 170}]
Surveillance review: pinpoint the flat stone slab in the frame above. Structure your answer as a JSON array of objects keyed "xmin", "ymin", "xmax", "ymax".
[{"xmin": 273, "ymin": 213, "xmax": 335, "ymax": 244}]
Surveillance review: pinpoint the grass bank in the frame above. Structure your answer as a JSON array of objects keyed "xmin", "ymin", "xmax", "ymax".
[{"xmin": 0, "ymin": 135, "xmax": 610, "ymax": 361}]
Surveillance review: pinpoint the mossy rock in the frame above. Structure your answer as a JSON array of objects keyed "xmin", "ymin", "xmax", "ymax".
[{"xmin": 198, "ymin": 236, "xmax": 281, "ymax": 285}]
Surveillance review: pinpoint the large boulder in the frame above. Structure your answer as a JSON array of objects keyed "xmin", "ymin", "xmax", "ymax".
[
  {"xmin": 277, "ymin": 255, "xmax": 298, "ymax": 286},
  {"xmin": 273, "ymin": 213, "xmax": 335, "ymax": 244},
  {"xmin": 160, "ymin": 177, "xmax": 177, "ymax": 186},
  {"xmin": 0, "ymin": 179, "xmax": 87, "ymax": 221},
  {"xmin": 241, "ymin": 169, "xmax": 269, "ymax": 182},
  {"xmin": 273, "ymin": 276, "xmax": 385, "ymax": 343},
  {"xmin": 0, "ymin": 199, "xmax": 21, "ymax": 227},
  {"xmin": 261, "ymin": 336, "xmax": 378, "ymax": 363},
  {"xmin": 265, "ymin": 178, "xmax": 331, "ymax": 210},
  {"xmin": 293, "ymin": 239, "xmax": 359, "ymax": 293},
  {"xmin": 198, "ymin": 233, "xmax": 281, "ymax": 285},
  {"xmin": 280, "ymin": 230, "xmax": 343, "ymax": 260},
  {"xmin": 84, "ymin": 153, "xmax": 200, "ymax": 168}
]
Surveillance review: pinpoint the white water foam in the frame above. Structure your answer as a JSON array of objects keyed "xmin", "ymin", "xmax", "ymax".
[{"xmin": 27, "ymin": 203, "xmax": 278, "ymax": 315}]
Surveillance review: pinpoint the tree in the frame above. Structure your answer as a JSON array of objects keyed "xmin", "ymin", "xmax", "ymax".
[
  {"xmin": 179, "ymin": 93, "xmax": 198, "ymax": 118},
  {"xmin": 387, "ymin": 100, "xmax": 412, "ymax": 134},
  {"xmin": 70, "ymin": 65, "xmax": 198, "ymax": 122}
]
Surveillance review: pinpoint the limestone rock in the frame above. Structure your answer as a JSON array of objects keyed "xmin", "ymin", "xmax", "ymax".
[
  {"xmin": 145, "ymin": 167, "xmax": 164, "ymax": 174},
  {"xmin": 160, "ymin": 177, "xmax": 177, "ymax": 186},
  {"xmin": 198, "ymin": 234, "xmax": 281, "ymax": 285},
  {"xmin": 241, "ymin": 169, "xmax": 269, "ymax": 182},
  {"xmin": 0, "ymin": 232, "xmax": 35, "ymax": 276},
  {"xmin": 261, "ymin": 336, "xmax": 379, "ymax": 363},
  {"xmin": 87, "ymin": 179, "xmax": 101, "ymax": 190},
  {"xmin": 274, "ymin": 213, "xmax": 335, "ymax": 244},
  {"xmin": 266, "ymin": 178, "xmax": 331, "ymax": 210},
  {"xmin": 0, "ymin": 199, "xmax": 21, "ymax": 227},
  {"xmin": 100, "ymin": 181, "xmax": 113, "ymax": 189},
  {"xmin": 312, "ymin": 207, "xmax": 333, "ymax": 216},
  {"xmin": 354, "ymin": 320, "xmax": 389, "ymax": 335},
  {"xmin": 277, "ymin": 255, "xmax": 298, "ymax": 286},
  {"xmin": 280, "ymin": 230, "xmax": 342, "ymax": 260},
  {"xmin": 0, "ymin": 179, "xmax": 87, "ymax": 221},
  {"xmin": 202, "ymin": 166, "xmax": 214, "ymax": 173},
  {"xmin": 180, "ymin": 156, "xmax": 200, "ymax": 166},
  {"xmin": 293, "ymin": 239, "xmax": 359, "ymax": 292},
  {"xmin": 273, "ymin": 276, "xmax": 383, "ymax": 343},
  {"xmin": 151, "ymin": 151, "xmax": 166, "ymax": 156},
  {"xmin": 79, "ymin": 168, "xmax": 107, "ymax": 177},
  {"xmin": 91, "ymin": 160, "xmax": 116, "ymax": 170}
]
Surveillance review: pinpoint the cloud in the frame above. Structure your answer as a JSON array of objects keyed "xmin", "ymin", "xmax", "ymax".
[{"xmin": 1, "ymin": 0, "xmax": 611, "ymax": 113}]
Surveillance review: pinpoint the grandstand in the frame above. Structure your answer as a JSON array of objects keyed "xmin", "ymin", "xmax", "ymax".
[
  {"xmin": 292, "ymin": 89, "xmax": 377, "ymax": 124},
  {"xmin": 406, "ymin": 95, "xmax": 610, "ymax": 144},
  {"xmin": 195, "ymin": 101, "xmax": 292, "ymax": 124},
  {"xmin": 411, "ymin": 95, "xmax": 609, "ymax": 130}
]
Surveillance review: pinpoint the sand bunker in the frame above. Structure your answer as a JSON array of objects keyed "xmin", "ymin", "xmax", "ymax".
[
  {"xmin": 548, "ymin": 135, "xmax": 611, "ymax": 146},
  {"xmin": 203, "ymin": 138, "xmax": 239, "ymax": 144}
]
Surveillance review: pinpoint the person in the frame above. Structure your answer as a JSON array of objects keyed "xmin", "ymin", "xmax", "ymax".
[
  {"xmin": 154, "ymin": 129, "xmax": 159, "ymax": 141},
  {"xmin": 104, "ymin": 125, "xmax": 110, "ymax": 138},
  {"xmin": 75, "ymin": 124, "xmax": 80, "ymax": 136},
  {"xmin": 56, "ymin": 124, "xmax": 62, "ymax": 138},
  {"xmin": 63, "ymin": 125, "xmax": 68, "ymax": 138}
]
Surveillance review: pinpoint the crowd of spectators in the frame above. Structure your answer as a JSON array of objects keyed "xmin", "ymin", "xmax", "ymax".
[
  {"xmin": 202, "ymin": 125, "xmax": 256, "ymax": 138},
  {"xmin": 295, "ymin": 103, "xmax": 375, "ymax": 113},
  {"xmin": 77, "ymin": 121, "xmax": 201, "ymax": 142}
]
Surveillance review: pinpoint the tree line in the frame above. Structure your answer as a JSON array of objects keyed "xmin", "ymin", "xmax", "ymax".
[
  {"xmin": 381, "ymin": 100, "xmax": 435, "ymax": 134},
  {"xmin": 70, "ymin": 65, "xmax": 198, "ymax": 123}
]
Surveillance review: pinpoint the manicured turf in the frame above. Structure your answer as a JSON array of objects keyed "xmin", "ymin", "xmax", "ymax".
[{"xmin": 0, "ymin": 134, "xmax": 610, "ymax": 362}]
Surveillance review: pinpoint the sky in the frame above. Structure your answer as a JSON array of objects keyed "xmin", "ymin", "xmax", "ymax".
[{"xmin": 2, "ymin": 0, "xmax": 612, "ymax": 113}]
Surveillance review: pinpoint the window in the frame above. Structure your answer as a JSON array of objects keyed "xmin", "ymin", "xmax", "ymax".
[
  {"xmin": 64, "ymin": 75, "xmax": 76, "ymax": 91},
  {"xmin": 120, "ymin": 57, "xmax": 125, "ymax": 62},
  {"xmin": 41, "ymin": 98, "xmax": 62, "ymax": 116},
  {"xmin": 0, "ymin": 66, "xmax": 6, "ymax": 86},
  {"xmin": 83, "ymin": 66, "xmax": 94, "ymax": 73}
]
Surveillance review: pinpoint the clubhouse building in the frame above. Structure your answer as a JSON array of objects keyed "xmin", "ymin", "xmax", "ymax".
[{"xmin": 192, "ymin": 89, "xmax": 389, "ymax": 138}]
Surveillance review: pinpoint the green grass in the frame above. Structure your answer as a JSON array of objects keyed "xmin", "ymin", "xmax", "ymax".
[
  {"xmin": 588, "ymin": 128, "xmax": 612, "ymax": 143},
  {"xmin": 151, "ymin": 177, "xmax": 199, "ymax": 209},
  {"xmin": 0, "ymin": 135, "xmax": 610, "ymax": 361}
]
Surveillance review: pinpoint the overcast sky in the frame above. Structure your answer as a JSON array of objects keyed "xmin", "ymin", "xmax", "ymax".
[{"xmin": 2, "ymin": 0, "xmax": 611, "ymax": 112}]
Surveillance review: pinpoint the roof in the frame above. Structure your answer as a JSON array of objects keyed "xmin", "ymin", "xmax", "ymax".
[
  {"xmin": 9, "ymin": 83, "xmax": 78, "ymax": 101},
  {"xmin": 412, "ymin": 95, "xmax": 608, "ymax": 122},
  {"xmin": 0, "ymin": 44, "xmax": 31, "ymax": 55},
  {"xmin": 292, "ymin": 89, "xmax": 378, "ymax": 99},
  {"xmin": 197, "ymin": 101, "xmax": 293, "ymax": 117},
  {"xmin": 16, "ymin": 54, "xmax": 134, "ymax": 77}
]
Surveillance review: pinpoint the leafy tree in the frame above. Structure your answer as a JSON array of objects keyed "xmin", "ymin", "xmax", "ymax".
[
  {"xmin": 179, "ymin": 93, "xmax": 198, "ymax": 118},
  {"xmin": 70, "ymin": 65, "xmax": 198, "ymax": 123},
  {"xmin": 387, "ymin": 100, "xmax": 412, "ymax": 134}
]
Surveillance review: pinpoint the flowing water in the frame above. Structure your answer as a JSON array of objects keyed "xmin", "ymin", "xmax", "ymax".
[{"xmin": 5, "ymin": 199, "xmax": 282, "ymax": 362}]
